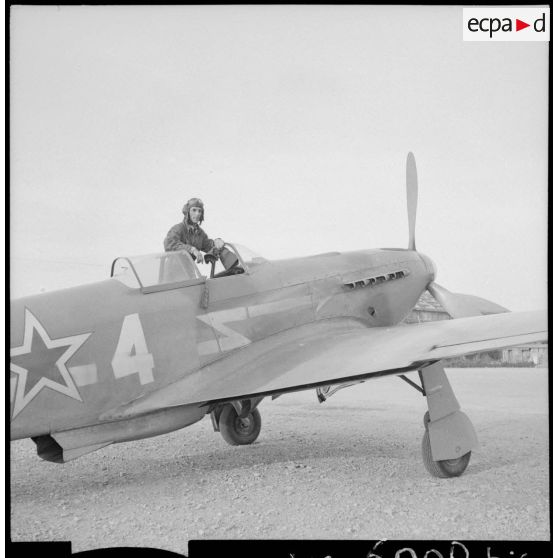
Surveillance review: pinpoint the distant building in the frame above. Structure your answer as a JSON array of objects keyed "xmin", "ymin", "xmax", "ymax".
[
  {"xmin": 403, "ymin": 292, "xmax": 548, "ymax": 366},
  {"xmin": 403, "ymin": 291, "xmax": 450, "ymax": 324},
  {"xmin": 501, "ymin": 343, "xmax": 548, "ymax": 367}
]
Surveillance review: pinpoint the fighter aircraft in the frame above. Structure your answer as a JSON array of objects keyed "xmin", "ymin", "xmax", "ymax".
[{"xmin": 10, "ymin": 153, "xmax": 547, "ymax": 478}]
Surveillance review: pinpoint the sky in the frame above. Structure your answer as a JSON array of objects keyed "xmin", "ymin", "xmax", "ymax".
[{"xmin": 9, "ymin": 5, "xmax": 548, "ymax": 312}]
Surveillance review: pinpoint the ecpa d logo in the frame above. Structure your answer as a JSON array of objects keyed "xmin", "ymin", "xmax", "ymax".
[{"xmin": 463, "ymin": 8, "xmax": 549, "ymax": 42}]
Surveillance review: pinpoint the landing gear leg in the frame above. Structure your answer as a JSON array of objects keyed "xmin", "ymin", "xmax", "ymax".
[{"xmin": 419, "ymin": 362, "xmax": 478, "ymax": 478}]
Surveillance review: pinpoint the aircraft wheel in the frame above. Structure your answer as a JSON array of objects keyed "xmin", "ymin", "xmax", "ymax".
[
  {"xmin": 219, "ymin": 404, "xmax": 261, "ymax": 446},
  {"xmin": 421, "ymin": 413, "xmax": 471, "ymax": 478}
]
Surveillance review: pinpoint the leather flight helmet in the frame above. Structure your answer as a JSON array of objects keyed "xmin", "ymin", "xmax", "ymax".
[{"xmin": 183, "ymin": 197, "xmax": 205, "ymax": 224}]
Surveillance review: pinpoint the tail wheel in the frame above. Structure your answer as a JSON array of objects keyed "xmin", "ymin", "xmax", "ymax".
[
  {"xmin": 422, "ymin": 412, "xmax": 471, "ymax": 478},
  {"xmin": 219, "ymin": 404, "xmax": 261, "ymax": 446}
]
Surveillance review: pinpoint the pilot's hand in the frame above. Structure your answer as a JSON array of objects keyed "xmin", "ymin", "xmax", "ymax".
[
  {"xmin": 214, "ymin": 238, "xmax": 225, "ymax": 251},
  {"xmin": 192, "ymin": 248, "xmax": 203, "ymax": 263}
]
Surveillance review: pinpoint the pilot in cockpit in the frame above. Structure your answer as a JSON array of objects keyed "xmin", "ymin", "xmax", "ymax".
[{"xmin": 164, "ymin": 197, "xmax": 225, "ymax": 263}]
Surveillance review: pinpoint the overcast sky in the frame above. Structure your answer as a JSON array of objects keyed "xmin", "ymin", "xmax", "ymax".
[{"xmin": 10, "ymin": 5, "xmax": 548, "ymax": 311}]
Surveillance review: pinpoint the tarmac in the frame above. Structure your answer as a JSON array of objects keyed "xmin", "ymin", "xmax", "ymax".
[{"xmin": 10, "ymin": 367, "xmax": 550, "ymax": 553}]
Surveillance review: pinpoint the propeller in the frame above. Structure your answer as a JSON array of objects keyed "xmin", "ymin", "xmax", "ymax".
[
  {"xmin": 427, "ymin": 282, "xmax": 509, "ymax": 319},
  {"xmin": 405, "ymin": 152, "xmax": 509, "ymax": 318},
  {"xmin": 406, "ymin": 152, "xmax": 418, "ymax": 251}
]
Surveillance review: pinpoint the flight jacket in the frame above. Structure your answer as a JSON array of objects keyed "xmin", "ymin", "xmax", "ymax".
[{"xmin": 163, "ymin": 220, "xmax": 216, "ymax": 255}]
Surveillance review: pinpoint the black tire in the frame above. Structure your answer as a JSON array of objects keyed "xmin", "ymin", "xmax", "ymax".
[
  {"xmin": 219, "ymin": 404, "xmax": 261, "ymax": 446},
  {"xmin": 421, "ymin": 428, "xmax": 471, "ymax": 478}
]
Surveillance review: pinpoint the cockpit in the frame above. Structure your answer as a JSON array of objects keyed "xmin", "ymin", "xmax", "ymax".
[{"xmin": 111, "ymin": 243, "xmax": 267, "ymax": 293}]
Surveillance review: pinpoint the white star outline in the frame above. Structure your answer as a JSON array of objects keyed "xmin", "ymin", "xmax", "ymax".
[{"xmin": 10, "ymin": 308, "xmax": 92, "ymax": 419}]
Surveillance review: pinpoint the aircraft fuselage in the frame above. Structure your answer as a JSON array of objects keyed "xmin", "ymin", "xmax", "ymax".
[{"xmin": 10, "ymin": 247, "xmax": 434, "ymax": 441}]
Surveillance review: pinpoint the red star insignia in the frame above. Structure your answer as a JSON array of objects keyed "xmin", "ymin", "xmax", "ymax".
[{"xmin": 10, "ymin": 308, "xmax": 91, "ymax": 419}]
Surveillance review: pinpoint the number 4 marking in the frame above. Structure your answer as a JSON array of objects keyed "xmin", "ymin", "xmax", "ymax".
[{"xmin": 111, "ymin": 314, "xmax": 154, "ymax": 384}]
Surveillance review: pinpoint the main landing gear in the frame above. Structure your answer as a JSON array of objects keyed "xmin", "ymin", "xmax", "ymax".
[
  {"xmin": 210, "ymin": 397, "xmax": 263, "ymax": 446},
  {"xmin": 406, "ymin": 362, "xmax": 478, "ymax": 478}
]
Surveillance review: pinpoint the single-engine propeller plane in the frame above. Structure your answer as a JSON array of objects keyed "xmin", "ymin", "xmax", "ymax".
[{"xmin": 10, "ymin": 153, "xmax": 547, "ymax": 477}]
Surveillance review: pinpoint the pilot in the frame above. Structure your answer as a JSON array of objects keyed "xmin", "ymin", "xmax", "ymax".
[{"xmin": 164, "ymin": 198, "xmax": 225, "ymax": 263}]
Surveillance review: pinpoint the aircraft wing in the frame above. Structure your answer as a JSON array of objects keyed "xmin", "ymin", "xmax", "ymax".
[{"xmin": 105, "ymin": 309, "xmax": 546, "ymax": 419}]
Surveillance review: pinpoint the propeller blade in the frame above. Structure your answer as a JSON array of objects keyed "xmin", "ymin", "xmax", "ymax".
[
  {"xmin": 428, "ymin": 282, "xmax": 509, "ymax": 319},
  {"xmin": 406, "ymin": 152, "xmax": 418, "ymax": 251}
]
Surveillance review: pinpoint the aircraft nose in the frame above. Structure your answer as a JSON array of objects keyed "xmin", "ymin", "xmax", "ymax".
[{"xmin": 418, "ymin": 253, "xmax": 437, "ymax": 282}]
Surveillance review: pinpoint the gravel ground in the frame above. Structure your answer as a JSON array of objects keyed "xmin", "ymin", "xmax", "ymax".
[{"xmin": 10, "ymin": 368, "xmax": 549, "ymax": 554}]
